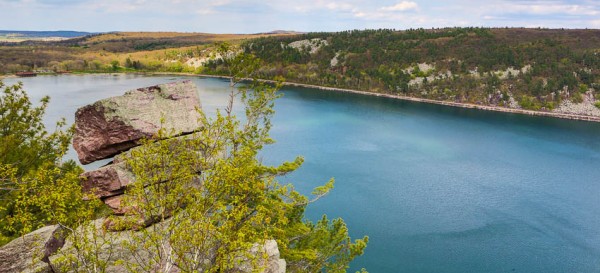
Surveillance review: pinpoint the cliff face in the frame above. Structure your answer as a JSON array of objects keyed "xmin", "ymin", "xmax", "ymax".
[{"xmin": 0, "ymin": 81, "xmax": 286, "ymax": 273}]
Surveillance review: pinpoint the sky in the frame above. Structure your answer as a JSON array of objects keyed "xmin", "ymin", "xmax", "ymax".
[{"xmin": 1, "ymin": 0, "xmax": 599, "ymax": 33}]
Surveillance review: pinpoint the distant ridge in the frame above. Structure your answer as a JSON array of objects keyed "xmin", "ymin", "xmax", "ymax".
[
  {"xmin": 254, "ymin": 30, "xmax": 305, "ymax": 35},
  {"xmin": 0, "ymin": 30, "xmax": 94, "ymax": 38}
]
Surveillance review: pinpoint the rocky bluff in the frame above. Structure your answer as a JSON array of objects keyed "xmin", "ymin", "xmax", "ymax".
[
  {"xmin": 75, "ymin": 80, "xmax": 203, "ymax": 215},
  {"xmin": 0, "ymin": 80, "xmax": 285, "ymax": 273}
]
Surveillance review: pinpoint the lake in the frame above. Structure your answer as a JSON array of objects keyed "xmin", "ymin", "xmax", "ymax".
[{"xmin": 4, "ymin": 74, "xmax": 600, "ymax": 272}]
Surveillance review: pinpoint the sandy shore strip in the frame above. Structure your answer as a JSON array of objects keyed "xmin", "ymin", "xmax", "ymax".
[{"xmin": 0, "ymin": 75, "xmax": 17, "ymax": 80}]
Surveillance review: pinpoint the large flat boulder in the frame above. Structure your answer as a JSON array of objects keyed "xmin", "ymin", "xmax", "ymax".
[{"xmin": 73, "ymin": 80, "xmax": 202, "ymax": 165}]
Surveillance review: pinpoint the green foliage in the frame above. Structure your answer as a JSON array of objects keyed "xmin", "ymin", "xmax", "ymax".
[
  {"xmin": 284, "ymin": 215, "xmax": 368, "ymax": 273},
  {"xmin": 0, "ymin": 82, "xmax": 70, "ymax": 175},
  {"xmin": 165, "ymin": 61, "xmax": 184, "ymax": 72},
  {"xmin": 571, "ymin": 92, "xmax": 584, "ymax": 103},
  {"xmin": 110, "ymin": 60, "xmax": 120, "ymax": 71},
  {"xmin": 0, "ymin": 45, "xmax": 368, "ymax": 272},
  {"xmin": 49, "ymin": 48, "xmax": 367, "ymax": 272},
  {"xmin": 52, "ymin": 220, "xmax": 117, "ymax": 273},
  {"xmin": 0, "ymin": 81, "xmax": 100, "ymax": 245},
  {"xmin": 121, "ymin": 49, "xmax": 365, "ymax": 271},
  {"xmin": 594, "ymin": 101, "xmax": 600, "ymax": 109},
  {"xmin": 4, "ymin": 28, "xmax": 599, "ymax": 111},
  {"xmin": 543, "ymin": 101, "xmax": 555, "ymax": 110},
  {"xmin": 519, "ymin": 95, "xmax": 541, "ymax": 110},
  {"xmin": 222, "ymin": 28, "xmax": 600, "ymax": 108},
  {"xmin": 124, "ymin": 57, "xmax": 133, "ymax": 68}
]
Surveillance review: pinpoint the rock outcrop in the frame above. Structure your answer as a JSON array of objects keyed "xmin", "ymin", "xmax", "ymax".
[
  {"xmin": 0, "ymin": 80, "xmax": 286, "ymax": 273},
  {"xmin": 0, "ymin": 220, "xmax": 285, "ymax": 273},
  {"xmin": 0, "ymin": 225, "xmax": 65, "ymax": 273},
  {"xmin": 239, "ymin": 240, "xmax": 286, "ymax": 273},
  {"xmin": 554, "ymin": 90, "xmax": 600, "ymax": 117},
  {"xmin": 74, "ymin": 80, "xmax": 204, "ymax": 214},
  {"xmin": 73, "ymin": 80, "xmax": 203, "ymax": 164},
  {"xmin": 80, "ymin": 133, "xmax": 205, "ymax": 214},
  {"xmin": 81, "ymin": 161, "xmax": 132, "ymax": 199}
]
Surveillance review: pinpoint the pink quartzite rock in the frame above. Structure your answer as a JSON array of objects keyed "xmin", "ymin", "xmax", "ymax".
[
  {"xmin": 81, "ymin": 134, "xmax": 205, "ymax": 214},
  {"xmin": 73, "ymin": 80, "xmax": 202, "ymax": 164},
  {"xmin": 81, "ymin": 161, "xmax": 133, "ymax": 198},
  {"xmin": 103, "ymin": 195, "xmax": 126, "ymax": 215}
]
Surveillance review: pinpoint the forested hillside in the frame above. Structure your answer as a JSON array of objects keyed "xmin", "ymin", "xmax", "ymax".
[
  {"xmin": 227, "ymin": 28, "xmax": 600, "ymax": 111},
  {"xmin": 2, "ymin": 28, "xmax": 600, "ymax": 112},
  {"xmin": 0, "ymin": 31, "xmax": 292, "ymax": 74}
]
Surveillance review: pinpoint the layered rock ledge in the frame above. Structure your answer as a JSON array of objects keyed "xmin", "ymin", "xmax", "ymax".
[{"xmin": 73, "ymin": 80, "xmax": 203, "ymax": 164}]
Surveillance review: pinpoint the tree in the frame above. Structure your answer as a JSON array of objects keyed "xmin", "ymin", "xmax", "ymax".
[
  {"xmin": 102, "ymin": 46, "xmax": 368, "ymax": 272},
  {"xmin": 114, "ymin": 88, "xmax": 366, "ymax": 272},
  {"xmin": 125, "ymin": 57, "xmax": 133, "ymax": 69},
  {"xmin": 0, "ymin": 81, "xmax": 100, "ymax": 245},
  {"xmin": 1, "ymin": 46, "xmax": 368, "ymax": 272},
  {"xmin": 110, "ymin": 60, "xmax": 120, "ymax": 71}
]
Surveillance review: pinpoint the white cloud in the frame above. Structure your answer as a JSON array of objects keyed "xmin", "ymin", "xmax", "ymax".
[
  {"xmin": 193, "ymin": 0, "xmax": 231, "ymax": 15},
  {"xmin": 2, "ymin": 0, "xmax": 600, "ymax": 33},
  {"xmin": 516, "ymin": 4, "xmax": 597, "ymax": 15},
  {"xmin": 353, "ymin": 11, "xmax": 367, "ymax": 18},
  {"xmin": 381, "ymin": 1, "xmax": 418, "ymax": 12},
  {"xmin": 490, "ymin": 1, "xmax": 600, "ymax": 16},
  {"xmin": 325, "ymin": 2, "xmax": 356, "ymax": 11},
  {"xmin": 349, "ymin": 1, "xmax": 420, "ymax": 21},
  {"xmin": 283, "ymin": 0, "xmax": 359, "ymax": 13},
  {"xmin": 86, "ymin": 1, "xmax": 140, "ymax": 13},
  {"xmin": 196, "ymin": 8, "xmax": 215, "ymax": 15}
]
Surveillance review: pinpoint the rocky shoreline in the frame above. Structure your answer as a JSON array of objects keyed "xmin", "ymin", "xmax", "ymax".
[
  {"xmin": 275, "ymin": 81, "xmax": 600, "ymax": 123},
  {"xmin": 176, "ymin": 73, "xmax": 600, "ymax": 123},
  {"xmin": 4, "ymin": 71, "xmax": 600, "ymax": 123}
]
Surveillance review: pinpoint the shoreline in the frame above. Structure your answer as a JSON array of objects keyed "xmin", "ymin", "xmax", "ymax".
[
  {"xmin": 5, "ymin": 71, "xmax": 600, "ymax": 123},
  {"xmin": 180, "ymin": 72, "xmax": 600, "ymax": 123},
  {"xmin": 279, "ymin": 81, "xmax": 600, "ymax": 123}
]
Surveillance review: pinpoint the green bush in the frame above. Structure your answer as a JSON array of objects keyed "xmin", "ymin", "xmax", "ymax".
[
  {"xmin": 571, "ymin": 92, "xmax": 584, "ymax": 103},
  {"xmin": 543, "ymin": 101, "xmax": 555, "ymax": 110}
]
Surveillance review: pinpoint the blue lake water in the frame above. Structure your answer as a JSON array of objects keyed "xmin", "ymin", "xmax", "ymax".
[{"xmin": 4, "ymin": 74, "xmax": 600, "ymax": 273}]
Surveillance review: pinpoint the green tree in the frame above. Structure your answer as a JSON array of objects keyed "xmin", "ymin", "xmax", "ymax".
[
  {"xmin": 101, "ymin": 47, "xmax": 368, "ymax": 272},
  {"xmin": 113, "ymin": 85, "xmax": 366, "ymax": 272},
  {"xmin": 1, "ymin": 48, "xmax": 368, "ymax": 272},
  {"xmin": 110, "ymin": 60, "xmax": 120, "ymax": 71},
  {"xmin": 0, "ymin": 81, "xmax": 100, "ymax": 245},
  {"xmin": 124, "ymin": 57, "xmax": 133, "ymax": 69}
]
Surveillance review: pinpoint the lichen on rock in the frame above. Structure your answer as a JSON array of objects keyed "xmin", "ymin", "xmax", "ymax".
[{"xmin": 73, "ymin": 80, "xmax": 203, "ymax": 165}]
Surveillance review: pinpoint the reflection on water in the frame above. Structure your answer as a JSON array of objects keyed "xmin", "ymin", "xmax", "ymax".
[{"xmin": 5, "ymin": 75, "xmax": 600, "ymax": 273}]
